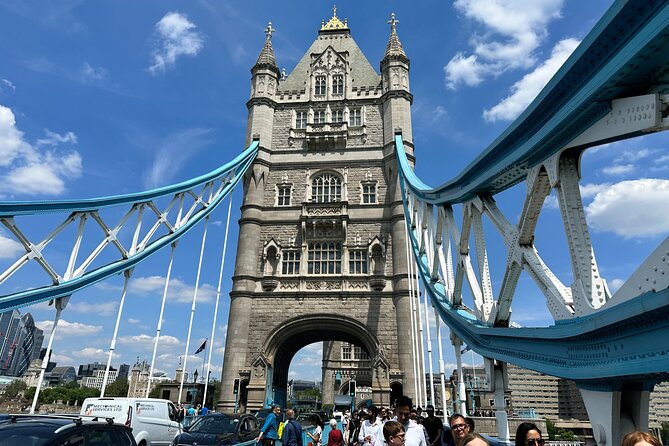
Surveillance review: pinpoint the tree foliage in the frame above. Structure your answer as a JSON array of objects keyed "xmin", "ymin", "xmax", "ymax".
[
  {"xmin": 3, "ymin": 380, "xmax": 27, "ymax": 399},
  {"xmin": 105, "ymin": 379, "xmax": 129, "ymax": 397},
  {"xmin": 545, "ymin": 419, "xmax": 557, "ymax": 441}
]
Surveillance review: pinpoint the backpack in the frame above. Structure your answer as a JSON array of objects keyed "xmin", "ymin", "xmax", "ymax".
[{"xmin": 278, "ymin": 420, "xmax": 285, "ymax": 439}]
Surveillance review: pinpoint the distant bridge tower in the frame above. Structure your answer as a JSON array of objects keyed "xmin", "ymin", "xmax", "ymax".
[{"xmin": 218, "ymin": 8, "xmax": 419, "ymax": 412}]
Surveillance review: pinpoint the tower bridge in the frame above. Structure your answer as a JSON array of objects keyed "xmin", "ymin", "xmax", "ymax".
[{"xmin": 1, "ymin": 2, "xmax": 669, "ymax": 446}]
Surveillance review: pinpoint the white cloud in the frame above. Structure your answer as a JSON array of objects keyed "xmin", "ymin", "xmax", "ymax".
[
  {"xmin": 542, "ymin": 193, "xmax": 559, "ymax": 210},
  {"xmin": 81, "ymin": 62, "xmax": 109, "ymax": 82},
  {"xmin": 50, "ymin": 353, "xmax": 73, "ymax": 364},
  {"xmin": 73, "ymin": 347, "xmax": 108, "ymax": 360},
  {"xmin": 128, "ymin": 318, "xmax": 140, "ymax": 324},
  {"xmin": 0, "ymin": 79, "xmax": 16, "ymax": 95},
  {"xmin": 586, "ymin": 179, "xmax": 669, "ymax": 238},
  {"xmin": 602, "ymin": 163, "xmax": 635, "ymax": 176},
  {"xmin": 0, "ymin": 231, "xmax": 23, "ymax": 259},
  {"xmin": 129, "ymin": 275, "xmax": 216, "ymax": 304},
  {"xmin": 36, "ymin": 319, "xmax": 103, "ymax": 337},
  {"xmin": 118, "ymin": 334, "xmax": 182, "ymax": 349},
  {"xmin": 580, "ymin": 183, "xmax": 611, "ymax": 200},
  {"xmin": 444, "ymin": 53, "xmax": 486, "ymax": 89},
  {"xmin": 67, "ymin": 300, "xmax": 118, "ymax": 317},
  {"xmin": 143, "ymin": 128, "xmax": 211, "ymax": 188},
  {"xmin": 483, "ymin": 38, "xmax": 579, "ymax": 122},
  {"xmin": 0, "ymin": 104, "xmax": 82, "ymax": 197},
  {"xmin": 609, "ymin": 278, "xmax": 624, "ymax": 293},
  {"xmin": 36, "ymin": 129, "xmax": 77, "ymax": 147},
  {"xmin": 149, "ymin": 12, "xmax": 204, "ymax": 74},
  {"xmin": 0, "ymin": 104, "xmax": 34, "ymax": 167},
  {"xmin": 446, "ymin": 0, "xmax": 564, "ymax": 89}
]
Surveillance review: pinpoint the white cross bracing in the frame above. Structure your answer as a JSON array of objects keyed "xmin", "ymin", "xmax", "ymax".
[
  {"xmin": 0, "ymin": 142, "xmax": 258, "ymax": 311},
  {"xmin": 400, "ymin": 93, "xmax": 669, "ymax": 331}
]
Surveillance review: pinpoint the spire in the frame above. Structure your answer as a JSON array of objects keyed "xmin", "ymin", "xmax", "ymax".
[
  {"xmin": 383, "ymin": 13, "xmax": 407, "ymax": 61},
  {"xmin": 254, "ymin": 22, "xmax": 279, "ymax": 74}
]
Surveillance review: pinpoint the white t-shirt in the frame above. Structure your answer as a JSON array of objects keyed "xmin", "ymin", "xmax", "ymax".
[
  {"xmin": 404, "ymin": 421, "xmax": 428, "ymax": 446},
  {"xmin": 359, "ymin": 419, "xmax": 383, "ymax": 446},
  {"xmin": 313, "ymin": 425, "xmax": 323, "ymax": 446}
]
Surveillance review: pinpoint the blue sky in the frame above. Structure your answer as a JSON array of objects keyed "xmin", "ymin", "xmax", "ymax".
[{"xmin": 1, "ymin": 0, "xmax": 668, "ymax": 385}]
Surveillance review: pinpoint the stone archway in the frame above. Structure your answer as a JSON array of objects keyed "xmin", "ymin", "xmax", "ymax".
[{"xmin": 243, "ymin": 313, "xmax": 388, "ymax": 411}]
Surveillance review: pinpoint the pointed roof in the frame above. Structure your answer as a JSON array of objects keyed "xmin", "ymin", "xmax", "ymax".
[
  {"xmin": 320, "ymin": 6, "xmax": 349, "ymax": 32},
  {"xmin": 279, "ymin": 10, "xmax": 380, "ymax": 92},
  {"xmin": 254, "ymin": 22, "xmax": 280, "ymax": 75},
  {"xmin": 383, "ymin": 13, "xmax": 408, "ymax": 63}
]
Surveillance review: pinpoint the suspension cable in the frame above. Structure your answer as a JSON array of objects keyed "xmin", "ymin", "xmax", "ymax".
[
  {"xmin": 101, "ymin": 269, "xmax": 132, "ymax": 397},
  {"xmin": 30, "ymin": 297, "xmax": 66, "ymax": 413},
  {"xmin": 403, "ymin": 209, "xmax": 420, "ymax": 406},
  {"xmin": 424, "ymin": 283, "xmax": 435, "ymax": 406},
  {"xmin": 415, "ymin": 254, "xmax": 427, "ymax": 407},
  {"xmin": 178, "ymin": 216, "xmax": 210, "ymax": 404},
  {"xmin": 203, "ymin": 194, "xmax": 233, "ymax": 408},
  {"xmin": 146, "ymin": 242, "xmax": 177, "ymax": 397},
  {"xmin": 434, "ymin": 306, "xmax": 448, "ymax": 420}
]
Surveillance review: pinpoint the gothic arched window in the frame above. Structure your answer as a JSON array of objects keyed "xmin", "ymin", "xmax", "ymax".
[
  {"xmin": 311, "ymin": 173, "xmax": 342, "ymax": 203},
  {"xmin": 332, "ymin": 74, "xmax": 344, "ymax": 95},
  {"xmin": 315, "ymin": 75, "xmax": 326, "ymax": 96}
]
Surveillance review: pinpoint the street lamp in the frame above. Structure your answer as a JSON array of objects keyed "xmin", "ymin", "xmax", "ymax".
[{"xmin": 193, "ymin": 369, "xmax": 199, "ymax": 383}]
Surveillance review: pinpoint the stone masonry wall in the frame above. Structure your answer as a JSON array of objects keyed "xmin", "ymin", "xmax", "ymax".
[{"xmin": 245, "ymin": 295, "xmax": 399, "ymax": 367}]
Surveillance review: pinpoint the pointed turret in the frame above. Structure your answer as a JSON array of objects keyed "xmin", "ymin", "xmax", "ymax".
[
  {"xmin": 380, "ymin": 12, "xmax": 412, "ymax": 145},
  {"xmin": 382, "ymin": 13, "xmax": 408, "ymax": 63},
  {"xmin": 247, "ymin": 22, "xmax": 279, "ymax": 146},
  {"xmin": 253, "ymin": 22, "xmax": 280, "ymax": 76}
]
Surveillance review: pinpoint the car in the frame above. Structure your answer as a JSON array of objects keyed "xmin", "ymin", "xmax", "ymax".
[
  {"xmin": 0, "ymin": 414, "xmax": 138, "ymax": 446},
  {"xmin": 80, "ymin": 397, "xmax": 182, "ymax": 445},
  {"xmin": 171, "ymin": 413, "xmax": 260, "ymax": 446}
]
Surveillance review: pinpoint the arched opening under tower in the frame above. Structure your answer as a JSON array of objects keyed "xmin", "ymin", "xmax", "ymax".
[{"xmin": 255, "ymin": 314, "xmax": 389, "ymax": 411}]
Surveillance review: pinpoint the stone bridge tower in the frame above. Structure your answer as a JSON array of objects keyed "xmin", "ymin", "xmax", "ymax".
[{"xmin": 218, "ymin": 8, "xmax": 418, "ymax": 412}]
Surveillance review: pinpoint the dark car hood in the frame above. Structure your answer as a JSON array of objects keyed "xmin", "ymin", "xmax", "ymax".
[{"xmin": 177, "ymin": 431, "xmax": 236, "ymax": 445}]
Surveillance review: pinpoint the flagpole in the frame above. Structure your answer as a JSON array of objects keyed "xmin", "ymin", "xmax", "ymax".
[{"xmin": 201, "ymin": 339, "xmax": 206, "ymax": 383}]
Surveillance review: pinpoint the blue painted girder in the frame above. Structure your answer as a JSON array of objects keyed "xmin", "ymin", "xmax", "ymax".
[
  {"xmin": 0, "ymin": 142, "xmax": 259, "ymax": 312},
  {"xmin": 399, "ymin": 171, "xmax": 669, "ymax": 386}
]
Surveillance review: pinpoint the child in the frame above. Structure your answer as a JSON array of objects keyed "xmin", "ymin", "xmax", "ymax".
[{"xmin": 384, "ymin": 421, "xmax": 406, "ymax": 446}]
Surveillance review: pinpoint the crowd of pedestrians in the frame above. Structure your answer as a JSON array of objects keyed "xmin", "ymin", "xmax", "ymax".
[{"xmin": 335, "ymin": 398, "xmax": 662, "ymax": 446}]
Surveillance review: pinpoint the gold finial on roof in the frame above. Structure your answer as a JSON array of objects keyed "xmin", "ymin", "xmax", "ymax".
[{"xmin": 321, "ymin": 5, "xmax": 349, "ymax": 30}]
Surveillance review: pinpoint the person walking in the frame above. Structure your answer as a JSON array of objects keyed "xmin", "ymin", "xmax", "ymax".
[
  {"xmin": 307, "ymin": 414, "xmax": 325, "ymax": 446},
  {"xmin": 448, "ymin": 414, "xmax": 470, "ymax": 446},
  {"xmin": 394, "ymin": 396, "xmax": 427, "ymax": 446},
  {"xmin": 421, "ymin": 405, "xmax": 443, "ymax": 446},
  {"xmin": 283, "ymin": 409, "xmax": 304, "ymax": 446},
  {"xmin": 256, "ymin": 404, "xmax": 282, "ymax": 446},
  {"xmin": 329, "ymin": 418, "xmax": 344, "ymax": 446}
]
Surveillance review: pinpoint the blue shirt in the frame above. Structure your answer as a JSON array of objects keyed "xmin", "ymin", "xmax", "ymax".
[
  {"xmin": 261, "ymin": 412, "xmax": 279, "ymax": 440},
  {"xmin": 200, "ymin": 406, "xmax": 209, "ymax": 416}
]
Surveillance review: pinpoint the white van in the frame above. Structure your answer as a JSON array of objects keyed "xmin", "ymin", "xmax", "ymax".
[{"xmin": 80, "ymin": 397, "xmax": 182, "ymax": 446}]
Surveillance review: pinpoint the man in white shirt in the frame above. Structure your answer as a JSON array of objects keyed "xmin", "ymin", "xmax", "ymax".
[
  {"xmin": 359, "ymin": 406, "xmax": 383, "ymax": 446},
  {"xmin": 395, "ymin": 396, "xmax": 428, "ymax": 446}
]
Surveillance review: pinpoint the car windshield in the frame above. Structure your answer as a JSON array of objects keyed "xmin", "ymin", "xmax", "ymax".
[
  {"xmin": 0, "ymin": 426, "xmax": 54, "ymax": 446},
  {"xmin": 188, "ymin": 415, "xmax": 237, "ymax": 434}
]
